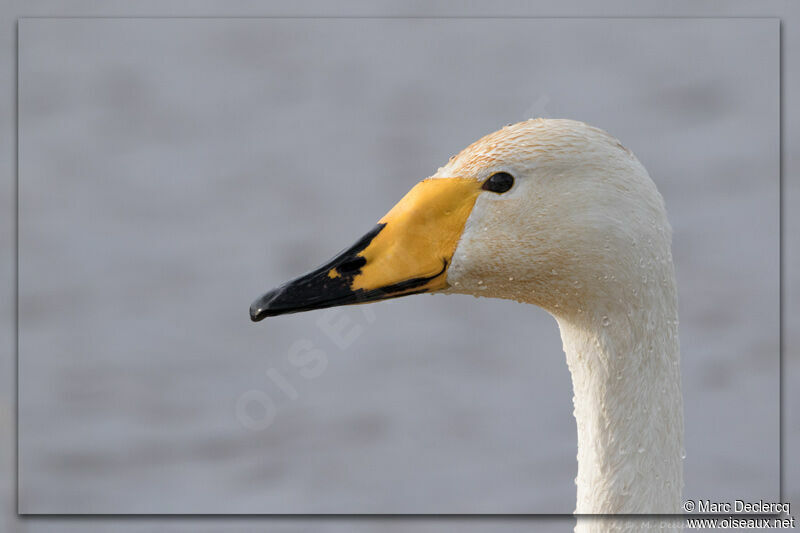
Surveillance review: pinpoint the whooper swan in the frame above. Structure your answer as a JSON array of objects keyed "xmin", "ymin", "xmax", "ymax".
[{"xmin": 250, "ymin": 119, "xmax": 684, "ymax": 529}]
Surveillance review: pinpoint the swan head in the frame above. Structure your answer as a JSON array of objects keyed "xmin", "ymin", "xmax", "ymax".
[{"xmin": 251, "ymin": 118, "xmax": 673, "ymax": 323}]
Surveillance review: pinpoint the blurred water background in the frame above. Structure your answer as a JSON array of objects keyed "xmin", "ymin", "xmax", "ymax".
[{"xmin": 2, "ymin": 10, "xmax": 790, "ymax": 531}]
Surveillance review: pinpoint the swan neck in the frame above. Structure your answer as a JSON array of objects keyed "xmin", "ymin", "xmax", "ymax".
[{"xmin": 556, "ymin": 294, "xmax": 684, "ymax": 515}]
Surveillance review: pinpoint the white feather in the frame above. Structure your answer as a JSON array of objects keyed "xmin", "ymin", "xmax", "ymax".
[{"xmin": 442, "ymin": 119, "xmax": 684, "ymax": 526}]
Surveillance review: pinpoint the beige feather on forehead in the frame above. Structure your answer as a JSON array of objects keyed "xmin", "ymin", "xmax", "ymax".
[{"xmin": 435, "ymin": 118, "xmax": 634, "ymax": 179}]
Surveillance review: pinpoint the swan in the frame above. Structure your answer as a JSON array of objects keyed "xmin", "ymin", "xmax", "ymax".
[{"xmin": 250, "ymin": 118, "xmax": 684, "ymax": 528}]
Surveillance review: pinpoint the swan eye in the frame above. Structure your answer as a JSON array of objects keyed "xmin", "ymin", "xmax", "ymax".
[{"xmin": 482, "ymin": 172, "xmax": 514, "ymax": 194}]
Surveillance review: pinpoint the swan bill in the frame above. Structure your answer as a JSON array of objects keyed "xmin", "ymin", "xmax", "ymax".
[{"xmin": 250, "ymin": 177, "xmax": 482, "ymax": 321}]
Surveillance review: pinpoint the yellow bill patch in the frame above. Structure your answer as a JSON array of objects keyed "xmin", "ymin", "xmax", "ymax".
[{"xmin": 350, "ymin": 177, "xmax": 482, "ymax": 293}]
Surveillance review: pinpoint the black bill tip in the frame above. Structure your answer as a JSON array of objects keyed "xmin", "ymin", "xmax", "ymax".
[
  {"xmin": 249, "ymin": 223, "xmax": 448, "ymax": 323},
  {"xmin": 250, "ymin": 283, "xmax": 325, "ymax": 321},
  {"xmin": 249, "ymin": 289, "xmax": 280, "ymax": 322},
  {"xmin": 250, "ymin": 225, "xmax": 385, "ymax": 322}
]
